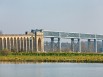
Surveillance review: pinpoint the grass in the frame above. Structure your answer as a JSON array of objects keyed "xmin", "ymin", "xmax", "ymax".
[{"xmin": 0, "ymin": 52, "xmax": 103, "ymax": 63}]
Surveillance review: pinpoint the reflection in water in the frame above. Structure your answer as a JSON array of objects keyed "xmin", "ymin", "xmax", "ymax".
[{"xmin": 0, "ymin": 63, "xmax": 103, "ymax": 77}]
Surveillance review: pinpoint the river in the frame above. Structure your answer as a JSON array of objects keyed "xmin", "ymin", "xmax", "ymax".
[{"xmin": 0, "ymin": 63, "xmax": 103, "ymax": 77}]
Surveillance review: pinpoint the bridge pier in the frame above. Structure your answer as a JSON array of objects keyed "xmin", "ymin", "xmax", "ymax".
[
  {"xmin": 94, "ymin": 39, "xmax": 97, "ymax": 53},
  {"xmin": 58, "ymin": 38, "xmax": 61, "ymax": 52},
  {"xmin": 2, "ymin": 38, "xmax": 4, "ymax": 50},
  {"xmin": 50, "ymin": 37, "xmax": 61, "ymax": 52},
  {"xmin": 88, "ymin": 39, "xmax": 91, "ymax": 52},
  {"xmin": 71, "ymin": 38, "xmax": 74, "ymax": 52},
  {"xmin": 78, "ymin": 39, "xmax": 81, "ymax": 52},
  {"xmin": 102, "ymin": 40, "xmax": 103, "ymax": 52},
  {"xmin": 51, "ymin": 37, "xmax": 54, "ymax": 51}
]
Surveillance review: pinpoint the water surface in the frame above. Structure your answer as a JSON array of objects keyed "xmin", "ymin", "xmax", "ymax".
[{"xmin": 0, "ymin": 63, "xmax": 103, "ymax": 77}]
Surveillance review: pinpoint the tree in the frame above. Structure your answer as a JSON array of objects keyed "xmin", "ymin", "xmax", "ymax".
[{"xmin": 0, "ymin": 49, "xmax": 11, "ymax": 56}]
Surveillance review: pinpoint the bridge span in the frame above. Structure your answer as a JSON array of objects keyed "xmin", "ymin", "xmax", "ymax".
[
  {"xmin": 31, "ymin": 29, "xmax": 103, "ymax": 53},
  {"xmin": 0, "ymin": 29, "xmax": 103, "ymax": 53}
]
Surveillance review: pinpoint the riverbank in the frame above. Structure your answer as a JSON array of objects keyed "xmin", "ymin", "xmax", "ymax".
[{"xmin": 0, "ymin": 52, "xmax": 103, "ymax": 63}]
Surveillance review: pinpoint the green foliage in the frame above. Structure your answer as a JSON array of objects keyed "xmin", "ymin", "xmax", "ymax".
[
  {"xmin": 0, "ymin": 52, "xmax": 103, "ymax": 63},
  {"xmin": 11, "ymin": 48, "xmax": 17, "ymax": 52},
  {"xmin": 0, "ymin": 49, "xmax": 11, "ymax": 56},
  {"xmin": 10, "ymin": 52, "xmax": 103, "ymax": 56}
]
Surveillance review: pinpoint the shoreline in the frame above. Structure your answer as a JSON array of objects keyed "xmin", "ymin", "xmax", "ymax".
[{"xmin": 0, "ymin": 52, "xmax": 103, "ymax": 63}]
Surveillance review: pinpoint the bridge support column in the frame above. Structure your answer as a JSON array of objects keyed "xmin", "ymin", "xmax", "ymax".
[
  {"xmin": 31, "ymin": 39, "xmax": 33, "ymax": 52},
  {"xmin": 51, "ymin": 37, "xmax": 54, "ymax": 51},
  {"xmin": 94, "ymin": 39, "xmax": 97, "ymax": 53},
  {"xmin": 28, "ymin": 38, "xmax": 30, "ymax": 51},
  {"xmin": 16, "ymin": 38, "xmax": 18, "ymax": 52},
  {"xmin": 19, "ymin": 39, "xmax": 21, "ymax": 51},
  {"xmin": 58, "ymin": 38, "xmax": 61, "ymax": 52},
  {"xmin": 22, "ymin": 38, "xmax": 24, "ymax": 51},
  {"xmin": 25, "ymin": 38, "xmax": 28, "ymax": 52},
  {"xmin": 2, "ymin": 38, "xmax": 4, "ymax": 50},
  {"xmin": 71, "ymin": 38, "xmax": 74, "ymax": 52},
  {"xmin": 12, "ymin": 38, "xmax": 14, "ymax": 50},
  {"xmin": 9, "ymin": 38, "xmax": 11, "ymax": 51},
  {"xmin": 88, "ymin": 39, "xmax": 91, "ymax": 52},
  {"xmin": 6, "ymin": 38, "xmax": 7, "ymax": 49},
  {"xmin": 78, "ymin": 39, "xmax": 81, "ymax": 52},
  {"xmin": 102, "ymin": 40, "xmax": 103, "ymax": 52}
]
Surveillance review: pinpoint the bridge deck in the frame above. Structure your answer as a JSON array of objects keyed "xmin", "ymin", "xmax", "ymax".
[{"xmin": 44, "ymin": 31, "xmax": 103, "ymax": 39}]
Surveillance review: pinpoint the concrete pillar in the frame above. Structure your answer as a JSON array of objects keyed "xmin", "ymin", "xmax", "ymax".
[
  {"xmin": 0, "ymin": 38, "xmax": 2, "ymax": 50},
  {"xmin": 71, "ymin": 38, "xmax": 74, "ymax": 52},
  {"xmin": 16, "ymin": 38, "xmax": 18, "ymax": 52},
  {"xmin": 17, "ymin": 38, "xmax": 20, "ymax": 51},
  {"xmin": 41, "ymin": 38, "xmax": 44, "ymax": 52},
  {"xmin": 58, "ymin": 38, "xmax": 61, "ymax": 52},
  {"xmin": 5, "ymin": 38, "xmax": 7, "ymax": 49},
  {"xmin": 88, "ymin": 39, "xmax": 91, "ymax": 52},
  {"xmin": 78, "ymin": 38, "xmax": 81, "ymax": 52},
  {"xmin": 28, "ymin": 38, "xmax": 30, "ymax": 51},
  {"xmin": 12, "ymin": 38, "xmax": 14, "ymax": 49},
  {"xmin": 7, "ymin": 38, "xmax": 9, "ymax": 50},
  {"xmin": 26, "ymin": 38, "xmax": 27, "ymax": 52},
  {"xmin": 31, "ymin": 38, "xmax": 33, "ymax": 52},
  {"xmin": 51, "ymin": 37, "xmax": 54, "ymax": 51},
  {"xmin": 22, "ymin": 38, "xmax": 24, "ymax": 51},
  {"xmin": 102, "ymin": 40, "xmax": 103, "ymax": 52},
  {"xmin": 19, "ymin": 38, "xmax": 21, "ymax": 51},
  {"xmin": 35, "ymin": 38, "xmax": 38, "ymax": 52},
  {"xmin": 94, "ymin": 39, "xmax": 97, "ymax": 53},
  {"xmin": 35, "ymin": 32, "xmax": 39, "ymax": 52},
  {"xmin": 2, "ymin": 38, "xmax": 4, "ymax": 50},
  {"xmin": 9, "ymin": 38, "xmax": 11, "ymax": 51}
]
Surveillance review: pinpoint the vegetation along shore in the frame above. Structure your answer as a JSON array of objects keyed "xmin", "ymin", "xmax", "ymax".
[{"xmin": 0, "ymin": 49, "xmax": 103, "ymax": 63}]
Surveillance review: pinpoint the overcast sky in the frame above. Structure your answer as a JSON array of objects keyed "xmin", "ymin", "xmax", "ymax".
[{"xmin": 0, "ymin": 0, "xmax": 103, "ymax": 34}]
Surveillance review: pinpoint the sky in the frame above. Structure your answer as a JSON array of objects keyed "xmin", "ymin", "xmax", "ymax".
[{"xmin": 0, "ymin": 0, "xmax": 103, "ymax": 34}]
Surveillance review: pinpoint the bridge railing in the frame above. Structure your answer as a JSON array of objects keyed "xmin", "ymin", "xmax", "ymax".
[
  {"xmin": 44, "ymin": 31, "xmax": 59, "ymax": 37},
  {"xmin": 96, "ymin": 35, "xmax": 103, "ymax": 39},
  {"xmin": 33, "ymin": 30, "xmax": 103, "ymax": 39},
  {"xmin": 80, "ymin": 34, "xmax": 95, "ymax": 39},
  {"xmin": 60, "ymin": 32, "xmax": 79, "ymax": 38}
]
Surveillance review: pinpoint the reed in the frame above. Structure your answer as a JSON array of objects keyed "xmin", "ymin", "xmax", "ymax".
[{"xmin": 0, "ymin": 52, "xmax": 103, "ymax": 63}]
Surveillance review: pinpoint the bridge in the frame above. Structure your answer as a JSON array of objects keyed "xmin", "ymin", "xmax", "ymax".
[
  {"xmin": 0, "ymin": 29, "xmax": 103, "ymax": 53},
  {"xmin": 31, "ymin": 29, "xmax": 103, "ymax": 53}
]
